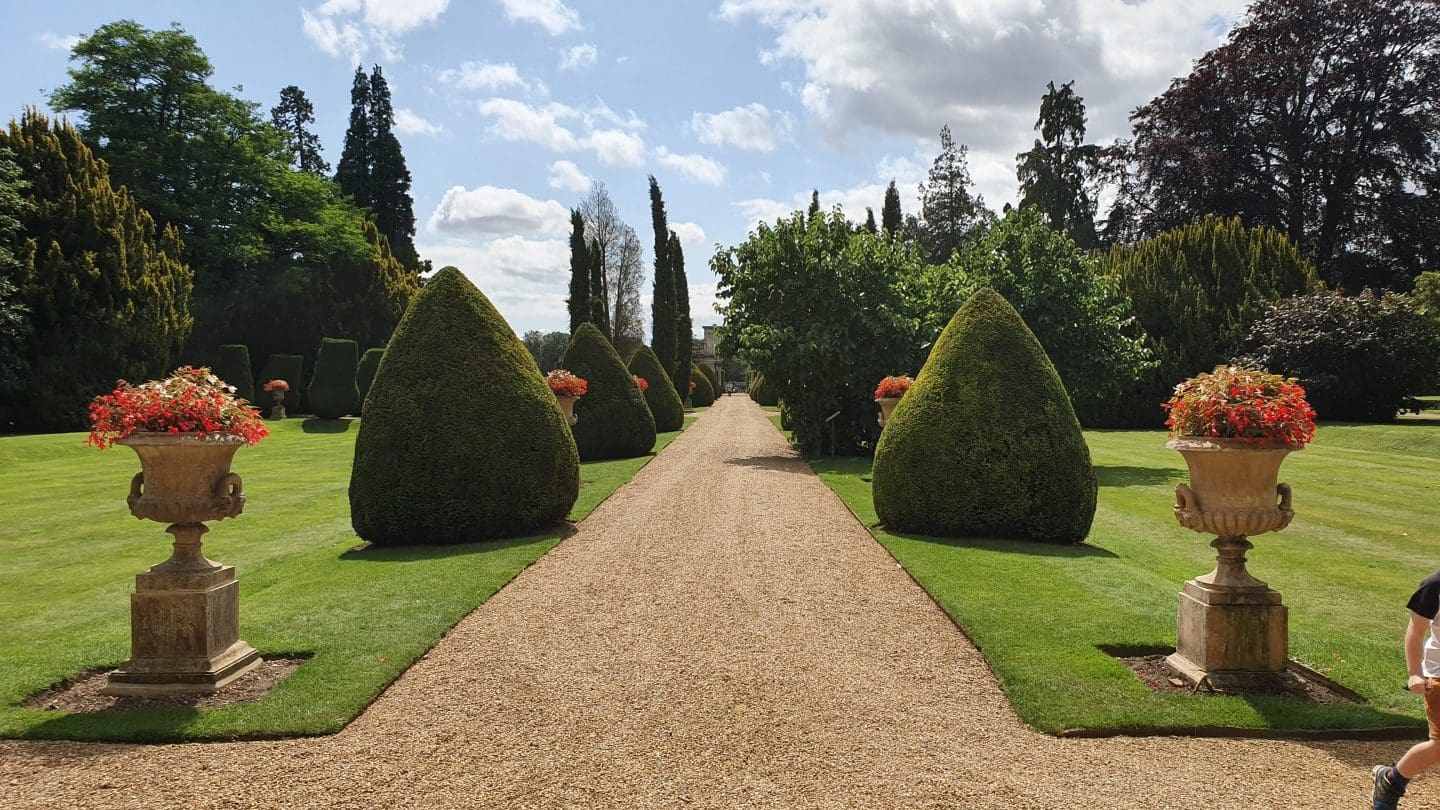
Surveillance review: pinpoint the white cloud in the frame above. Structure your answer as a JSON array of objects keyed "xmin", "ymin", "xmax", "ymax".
[
  {"xmin": 691, "ymin": 103, "xmax": 793, "ymax": 152},
  {"xmin": 418, "ymin": 237, "xmax": 572, "ymax": 333},
  {"xmin": 394, "ymin": 108, "xmax": 444, "ymax": 136},
  {"xmin": 671, "ymin": 221, "xmax": 707, "ymax": 248},
  {"xmin": 558, "ymin": 43, "xmax": 598, "ymax": 71},
  {"xmin": 719, "ymin": 0, "xmax": 1245, "ymax": 206},
  {"xmin": 301, "ymin": 0, "xmax": 451, "ymax": 60},
  {"xmin": 437, "ymin": 61, "xmax": 526, "ymax": 90},
  {"xmin": 655, "ymin": 147, "xmax": 727, "ymax": 186},
  {"xmin": 35, "ymin": 32, "xmax": 81, "ymax": 51},
  {"xmin": 478, "ymin": 98, "xmax": 581, "ymax": 151},
  {"xmin": 548, "ymin": 160, "xmax": 591, "ymax": 192},
  {"xmin": 498, "ymin": 0, "xmax": 581, "ymax": 35},
  {"xmin": 427, "ymin": 185, "xmax": 571, "ymax": 238},
  {"xmin": 587, "ymin": 129, "xmax": 647, "ymax": 167}
]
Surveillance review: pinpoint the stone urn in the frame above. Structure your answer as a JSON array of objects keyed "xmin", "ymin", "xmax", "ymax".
[
  {"xmin": 103, "ymin": 433, "xmax": 261, "ymax": 695},
  {"xmin": 269, "ymin": 389, "xmax": 286, "ymax": 420},
  {"xmin": 555, "ymin": 394, "xmax": 579, "ymax": 426},
  {"xmin": 875, "ymin": 397, "xmax": 902, "ymax": 427},
  {"xmin": 1165, "ymin": 435, "xmax": 1299, "ymax": 689}
]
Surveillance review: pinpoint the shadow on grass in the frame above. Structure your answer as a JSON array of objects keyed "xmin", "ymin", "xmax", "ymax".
[
  {"xmin": 884, "ymin": 529, "xmax": 1120, "ymax": 559},
  {"xmin": 724, "ymin": 455, "xmax": 809, "ymax": 474},
  {"xmin": 1095, "ymin": 465, "xmax": 1183, "ymax": 488},
  {"xmin": 301, "ymin": 418, "xmax": 355, "ymax": 434},
  {"xmin": 23, "ymin": 704, "xmax": 205, "ymax": 744},
  {"xmin": 338, "ymin": 528, "xmax": 564, "ymax": 562}
]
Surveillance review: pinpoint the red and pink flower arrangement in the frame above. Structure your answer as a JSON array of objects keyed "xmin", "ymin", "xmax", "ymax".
[
  {"xmin": 1163, "ymin": 365, "xmax": 1316, "ymax": 447},
  {"xmin": 634, "ymin": 375, "xmax": 649, "ymax": 392},
  {"xmin": 86, "ymin": 367, "xmax": 269, "ymax": 450},
  {"xmin": 874, "ymin": 375, "xmax": 914, "ymax": 399},
  {"xmin": 262, "ymin": 379, "xmax": 289, "ymax": 393},
  {"xmin": 688, "ymin": 381, "xmax": 697, "ymax": 394},
  {"xmin": 546, "ymin": 369, "xmax": 588, "ymax": 397}
]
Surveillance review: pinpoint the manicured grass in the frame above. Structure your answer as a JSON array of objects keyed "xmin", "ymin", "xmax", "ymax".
[
  {"xmin": 806, "ymin": 422, "xmax": 1440, "ymax": 734},
  {"xmin": 0, "ymin": 415, "xmax": 696, "ymax": 742}
]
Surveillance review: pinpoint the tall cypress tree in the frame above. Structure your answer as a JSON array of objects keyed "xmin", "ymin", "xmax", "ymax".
[
  {"xmin": 335, "ymin": 66, "xmax": 370, "ymax": 203},
  {"xmin": 808, "ymin": 190, "xmax": 821, "ymax": 219},
  {"xmin": 588, "ymin": 238, "xmax": 610, "ymax": 337},
  {"xmin": 367, "ymin": 66, "xmax": 419, "ymax": 270},
  {"xmin": 863, "ymin": 208, "xmax": 878, "ymax": 234},
  {"xmin": 882, "ymin": 180, "xmax": 903, "ymax": 237},
  {"xmin": 648, "ymin": 176, "xmax": 675, "ymax": 373},
  {"xmin": 271, "ymin": 85, "xmax": 329, "ymax": 175},
  {"xmin": 670, "ymin": 231, "xmax": 692, "ymax": 387},
  {"xmin": 567, "ymin": 208, "xmax": 590, "ymax": 332}
]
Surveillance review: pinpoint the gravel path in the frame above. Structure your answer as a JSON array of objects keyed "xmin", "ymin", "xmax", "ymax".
[{"xmin": 2, "ymin": 396, "xmax": 1427, "ymax": 808}]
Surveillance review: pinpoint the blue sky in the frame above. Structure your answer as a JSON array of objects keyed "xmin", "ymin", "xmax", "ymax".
[{"xmin": 3, "ymin": 0, "xmax": 1244, "ymax": 338}]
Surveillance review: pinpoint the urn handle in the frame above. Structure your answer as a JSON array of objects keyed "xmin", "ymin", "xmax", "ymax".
[
  {"xmin": 126, "ymin": 471, "xmax": 144, "ymax": 513},
  {"xmin": 1277, "ymin": 482, "xmax": 1293, "ymax": 512},
  {"xmin": 215, "ymin": 472, "xmax": 244, "ymax": 500},
  {"xmin": 1175, "ymin": 483, "xmax": 1197, "ymax": 511}
]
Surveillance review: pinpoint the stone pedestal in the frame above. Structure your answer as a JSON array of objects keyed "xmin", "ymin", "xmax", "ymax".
[{"xmin": 1168, "ymin": 575, "xmax": 1287, "ymax": 690}]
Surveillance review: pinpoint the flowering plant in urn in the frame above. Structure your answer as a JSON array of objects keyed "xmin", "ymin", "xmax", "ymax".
[
  {"xmin": 874, "ymin": 375, "xmax": 913, "ymax": 426},
  {"xmin": 633, "ymin": 375, "xmax": 649, "ymax": 393},
  {"xmin": 546, "ymin": 369, "xmax": 587, "ymax": 425}
]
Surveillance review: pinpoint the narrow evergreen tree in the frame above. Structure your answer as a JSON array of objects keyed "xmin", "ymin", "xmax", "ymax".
[
  {"xmin": 881, "ymin": 180, "xmax": 903, "ymax": 237},
  {"xmin": 0, "ymin": 111, "xmax": 192, "ymax": 431},
  {"xmin": 648, "ymin": 176, "xmax": 676, "ymax": 373},
  {"xmin": 1016, "ymin": 81, "xmax": 1099, "ymax": 248},
  {"xmin": 671, "ymin": 232, "xmax": 692, "ymax": 387},
  {"xmin": 919, "ymin": 125, "xmax": 991, "ymax": 262},
  {"xmin": 588, "ymin": 238, "xmax": 610, "ymax": 337},
  {"xmin": 863, "ymin": 208, "xmax": 878, "ymax": 234},
  {"xmin": 366, "ymin": 65, "xmax": 419, "ymax": 270},
  {"xmin": 566, "ymin": 208, "xmax": 590, "ymax": 332},
  {"xmin": 808, "ymin": 190, "xmax": 821, "ymax": 219},
  {"xmin": 271, "ymin": 85, "xmax": 329, "ymax": 175},
  {"xmin": 334, "ymin": 66, "xmax": 370, "ymax": 204}
]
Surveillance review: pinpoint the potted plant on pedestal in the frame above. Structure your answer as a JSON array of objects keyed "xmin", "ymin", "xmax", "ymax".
[
  {"xmin": 546, "ymin": 369, "xmax": 588, "ymax": 426},
  {"xmin": 262, "ymin": 378, "xmax": 289, "ymax": 419},
  {"xmin": 874, "ymin": 375, "xmax": 914, "ymax": 427}
]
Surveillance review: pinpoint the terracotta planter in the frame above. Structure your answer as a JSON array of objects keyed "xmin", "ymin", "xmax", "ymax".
[
  {"xmin": 1167, "ymin": 435, "xmax": 1297, "ymax": 539},
  {"xmin": 555, "ymin": 394, "xmax": 579, "ymax": 426},
  {"xmin": 875, "ymin": 396, "xmax": 902, "ymax": 427}
]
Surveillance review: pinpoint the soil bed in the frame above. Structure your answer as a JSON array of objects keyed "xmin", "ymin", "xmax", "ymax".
[
  {"xmin": 24, "ymin": 656, "xmax": 308, "ymax": 714},
  {"xmin": 1116, "ymin": 650, "xmax": 1355, "ymax": 704}
]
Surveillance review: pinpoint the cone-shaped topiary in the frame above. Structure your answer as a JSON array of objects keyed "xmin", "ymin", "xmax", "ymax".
[
  {"xmin": 308, "ymin": 338, "xmax": 361, "ymax": 419},
  {"xmin": 357, "ymin": 347, "xmax": 384, "ymax": 412},
  {"xmin": 690, "ymin": 363, "xmax": 715, "ymax": 407},
  {"xmin": 872, "ymin": 288, "xmax": 1097, "ymax": 544},
  {"xmin": 700, "ymin": 362, "xmax": 721, "ymax": 398},
  {"xmin": 214, "ymin": 344, "xmax": 254, "ymax": 404},
  {"xmin": 350, "ymin": 267, "xmax": 579, "ymax": 544},
  {"xmin": 562, "ymin": 323, "xmax": 656, "ymax": 460},
  {"xmin": 258, "ymin": 354, "xmax": 304, "ymax": 414},
  {"xmin": 627, "ymin": 346, "xmax": 685, "ymax": 432},
  {"xmin": 751, "ymin": 373, "xmax": 779, "ymax": 406}
]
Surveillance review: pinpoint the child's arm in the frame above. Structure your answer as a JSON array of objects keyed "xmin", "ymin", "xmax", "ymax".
[{"xmin": 1408, "ymin": 610, "xmax": 1429, "ymax": 694}]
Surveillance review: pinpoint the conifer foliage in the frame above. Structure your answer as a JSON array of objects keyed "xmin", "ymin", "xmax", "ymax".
[
  {"xmin": 215, "ymin": 344, "xmax": 255, "ymax": 403},
  {"xmin": 307, "ymin": 338, "xmax": 361, "ymax": 419},
  {"xmin": 336, "ymin": 65, "xmax": 419, "ymax": 270},
  {"xmin": 351, "ymin": 267, "xmax": 579, "ymax": 544},
  {"xmin": 566, "ymin": 209, "xmax": 590, "ymax": 332},
  {"xmin": 649, "ymin": 176, "xmax": 676, "ymax": 375},
  {"xmin": 271, "ymin": 85, "xmax": 329, "ymax": 175},
  {"xmin": 561, "ymin": 323, "xmax": 655, "ymax": 460},
  {"xmin": 671, "ymin": 231, "xmax": 693, "ymax": 387},
  {"xmin": 627, "ymin": 346, "xmax": 684, "ymax": 432}
]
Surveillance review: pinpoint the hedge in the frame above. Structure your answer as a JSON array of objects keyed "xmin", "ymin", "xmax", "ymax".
[
  {"xmin": 308, "ymin": 338, "xmax": 360, "ymax": 419},
  {"xmin": 627, "ymin": 346, "xmax": 685, "ymax": 432},
  {"xmin": 214, "ymin": 344, "xmax": 254, "ymax": 404},
  {"xmin": 690, "ymin": 363, "xmax": 715, "ymax": 407},
  {"xmin": 357, "ymin": 348, "xmax": 384, "ymax": 412},
  {"xmin": 561, "ymin": 323, "xmax": 656, "ymax": 460}
]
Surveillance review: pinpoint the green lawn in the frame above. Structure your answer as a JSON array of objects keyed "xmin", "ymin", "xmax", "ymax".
[
  {"xmin": 0, "ymin": 415, "xmax": 695, "ymax": 742},
  {"xmin": 804, "ymin": 421, "xmax": 1440, "ymax": 735}
]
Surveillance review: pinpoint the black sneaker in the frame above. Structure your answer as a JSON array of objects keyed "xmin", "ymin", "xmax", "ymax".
[{"xmin": 1373, "ymin": 764, "xmax": 1405, "ymax": 809}]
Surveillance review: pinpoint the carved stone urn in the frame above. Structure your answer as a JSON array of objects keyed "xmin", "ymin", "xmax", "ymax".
[
  {"xmin": 555, "ymin": 394, "xmax": 579, "ymax": 426},
  {"xmin": 269, "ymin": 389, "xmax": 287, "ymax": 420},
  {"xmin": 875, "ymin": 397, "xmax": 902, "ymax": 427},
  {"xmin": 103, "ymin": 433, "xmax": 262, "ymax": 695},
  {"xmin": 1166, "ymin": 435, "xmax": 1299, "ymax": 689}
]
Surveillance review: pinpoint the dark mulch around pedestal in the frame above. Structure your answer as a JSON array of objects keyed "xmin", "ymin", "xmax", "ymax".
[
  {"xmin": 23, "ymin": 655, "xmax": 309, "ymax": 714},
  {"xmin": 1110, "ymin": 647, "xmax": 1357, "ymax": 704}
]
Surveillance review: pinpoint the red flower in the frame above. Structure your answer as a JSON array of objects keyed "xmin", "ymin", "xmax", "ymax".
[
  {"xmin": 633, "ymin": 375, "xmax": 649, "ymax": 392},
  {"xmin": 1163, "ymin": 365, "xmax": 1316, "ymax": 447},
  {"xmin": 86, "ymin": 366, "xmax": 269, "ymax": 450},
  {"xmin": 262, "ymin": 379, "xmax": 289, "ymax": 392},
  {"xmin": 875, "ymin": 375, "xmax": 914, "ymax": 399},
  {"xmin": 689, "ymin": 381, "xmax": 697, "ymax": 394},
  {"xmin": 546, "ymin": 369, "xmax": 588, "ymax": 397}
]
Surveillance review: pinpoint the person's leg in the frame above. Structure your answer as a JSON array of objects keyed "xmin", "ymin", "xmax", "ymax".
[
  {"xmin": 1398, "ymin": 740, "xmax": 1440, "ymax": 778},
  {"xmin": 1374, "ymin": 678, "xmax": 1440, "ymax": 808}
]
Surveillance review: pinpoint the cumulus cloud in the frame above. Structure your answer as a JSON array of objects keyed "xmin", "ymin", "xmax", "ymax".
[
  {"xmin": 301, "ymin": 0, "xmax": 451, "ymax": 61},
  {"xmin": 499, "ymin": 0, "xmax": 581, "ymax": 35},
  {"xmin": 719, "ymin": 0, "xmax": 1244, "ymax": 205},
  {"xmin": 670, "ymin": 221, "xmax": 707, "ymax": 248},
  {"xmin": 691, "ymin": 103, "xmax": 793, "ymax": 152},
  {"xmin": 35, "ymin": 32, "xmax": 81, "ymax": 51},
  {"xmin": 477, "ymin": 98, "xmax": 647, "ymax": 165},
  {"xmin": 548, "ymin": 160, "xmax": 591, "ymax": 192},
  {"xmin": 418, "ymin": 237, "xmax": 572, "ymax": 333},
  {"xmin": 655, "ymin": 147, "xmax": 727, "ymax": 186},
  {"xmin": 427, "ymin": 185, "xmax": 571, "ymax": 238},
  {"xmin": 558, "ymin": 43, "xmax": 598, "ymax": 71},
  {"xmin": 436, "ymin": 61, "xmax": 527, "ymax": 90},
  {"xmin": 394, "ymin": 108, "xmax": 445, "ymax": 136},
  {"xmin": 587, "ymin": 129, "xmax": 647, "ymax": 167}
]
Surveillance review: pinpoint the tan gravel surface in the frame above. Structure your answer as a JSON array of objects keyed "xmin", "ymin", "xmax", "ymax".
[{"xmin": 2, "ymin": 395, "xmax": 1428, "ymax": 808}]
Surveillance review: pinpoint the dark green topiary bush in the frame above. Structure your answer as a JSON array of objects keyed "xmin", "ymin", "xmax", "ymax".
[
  {"xmin": 350, "ymin": 267, "xmax": 578, "ymax": 544},
  {"xmin": 699, "ymin": 362, "xmax": 721, "ymax": 398},
  {"xmin": 214, "ymin": 344, "xmax": 254, "ymax": 404},
  {"xmin": 627, "ymin": 346, "xmax": 685, "ymax": 432},
  {"xmin": 872, "ymin": 288, "xmax": 1097, "ymax": 544},
  {"xmin": 357, "ymin": 347, "xmax": 384, "ymax": 412},
  {"xmin": 308, "ymin": 338, "xmax": 361, "ymax": 419},
  {"xmin": 562, "ymin": 323, "xmax": 656, "ymax": 460},
  {"xmin": 258, "ymin": 354, "xmax": 304, "ymax": 414},
  {"xmin": 690, "ymin": 363, "xmax": 715, "ymax": 407},
  {"xmin": 751, "ymin": 374, "xmax": 779, "ymax": 406},
  {"xmin": 779, "ymin": 400, "xmax": 793, "ymax": 430}
]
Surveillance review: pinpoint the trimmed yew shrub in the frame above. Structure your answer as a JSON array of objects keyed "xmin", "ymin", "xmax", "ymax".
[
  {"xmin": 627, "ymin": 346, "xmax": 684, "ymax": 432},
  {"xmin": 750, "ymin": 374, "xmax": 779, "ymax": 406},
  {"xmin": 307, "ymin": 338, "xmax": 361, "ymax": 419},
  {"xmin": 562, "ymin": 323, "xmax": 656, "ymax": 460},
  {"xmin": 872, "ymin": 288, "xmax": 1097, "ymax": 543},
  {"xmin": 699, "ymin": 362, "xmax": 721, "ymax": 397},
  {"xmin": 690, "ymin": 363, "xmax": 715, "ymax": 407},
  {"xmin": 214, "ymin": 344, "xmax": 254, "ymax": 404},
  {"xmin": 258, "ymin": 354, "xmax": 304, "ymax": 414},
  {"xmin": 357, "ymin": 347, "xmax": 383, "ymax": 411},
  {"xmin": 350, "ymin": 267, "xmax": 578, "ymax": 544}
]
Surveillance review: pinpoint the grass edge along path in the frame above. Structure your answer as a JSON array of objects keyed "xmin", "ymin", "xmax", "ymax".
[
  {"xmin": 786, "ymin": 415, "xmax": 1438, "ymax": 736},
  {"xmin": 0, "ymin": 415, "xmax": 698, "ymax": 743}
]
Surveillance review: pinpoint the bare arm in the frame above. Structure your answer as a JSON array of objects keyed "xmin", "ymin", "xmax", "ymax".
[{"xmin": 1408, "ymin": 611, "xmax": 1429, "ymax": 693}]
